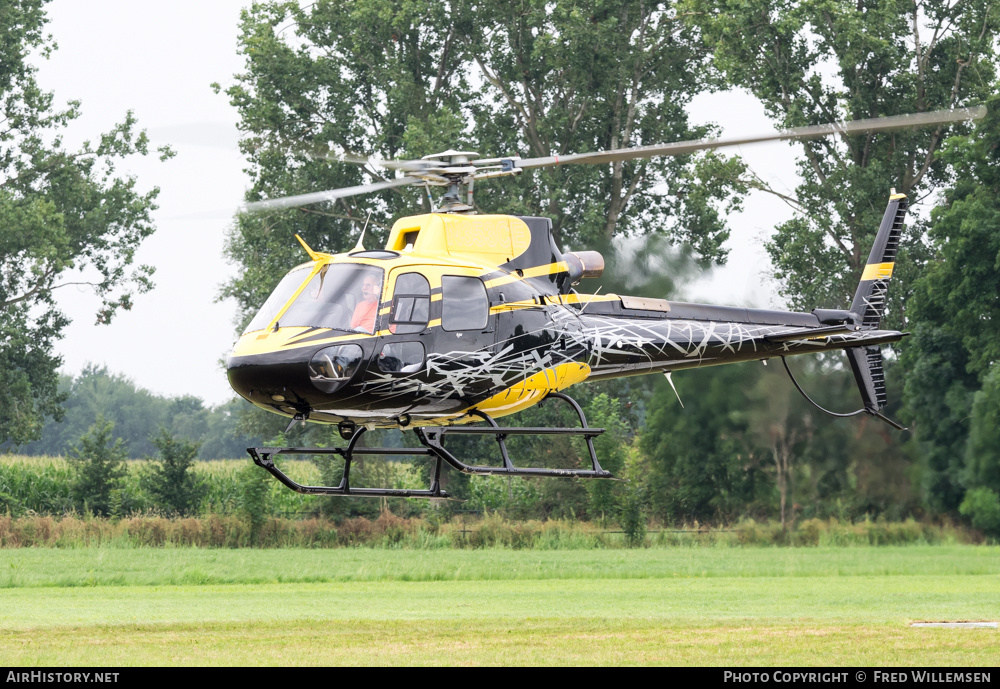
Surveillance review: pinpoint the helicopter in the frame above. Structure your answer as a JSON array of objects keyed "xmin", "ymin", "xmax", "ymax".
[{"xmin": 226, "ymin": 106, "xmax": 985, "ymax": 499}]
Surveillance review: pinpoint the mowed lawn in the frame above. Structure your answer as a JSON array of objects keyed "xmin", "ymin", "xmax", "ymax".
[{"xmin": 1, "ymin": 546, "xmax": 997, "ymax": 666}]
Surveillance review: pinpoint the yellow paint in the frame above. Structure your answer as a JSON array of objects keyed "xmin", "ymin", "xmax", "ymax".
[
  {"xmin": 889, "ymin": 193, "xmax": 907, "ymax": 200},
  {"xmin": 490, "ymin": 299, "xmax": 540, "ymax": 314},
  {"xmin": 295, "ymin": 234, "xmax": 329, "ymax": 261},
  {"xmin": 474, "ymin": 362, "xmax": 591, "ymax": 419},
  {"xmin": 238, "ymin": 213, "xmax": 617, "ymax": 361},
  {"xmin": 861, "ymin": 262, "xmax": 895, "ymax": 281},
  {"xmin": 489, "ymin": 292, "xmax": 621, "ymax": 314},
  {"xmin": 482, "ymin": 261, "xmax": 575, "ymax": 291},
  {"xmin": 557, "ymin": 293, "xmax": 620, "ymax": 306},
  {"xmin": 384, "ymin": 214, "xmax": 532, "ymax": 262},
  {"xmin": 231, "ymin": 327, "xmax": 373, "ymax": 357}
]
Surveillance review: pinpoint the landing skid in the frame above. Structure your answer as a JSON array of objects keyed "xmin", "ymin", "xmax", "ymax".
[{"xmin": 247, "ymin": 392, "xmax": 613, "ymax": 499}]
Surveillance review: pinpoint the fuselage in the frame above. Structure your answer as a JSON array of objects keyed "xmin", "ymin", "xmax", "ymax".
[{"xmin": 226, "ymin": 213, "xmax": 903, "ymax": 429}]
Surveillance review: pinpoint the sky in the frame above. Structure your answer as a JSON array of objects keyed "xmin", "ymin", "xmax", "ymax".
[{"xmin": 34, "ymin": 0, "xmax": 800, "ymax": 407}]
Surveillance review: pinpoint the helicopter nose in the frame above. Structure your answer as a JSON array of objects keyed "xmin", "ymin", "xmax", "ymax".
[
  {"xmin": 227, "ymin": 342, "xmax": 367, "ymax": 403},
  {"xmin": 226, "ymin": 350, "xmax": 311, "ymax": 406}
]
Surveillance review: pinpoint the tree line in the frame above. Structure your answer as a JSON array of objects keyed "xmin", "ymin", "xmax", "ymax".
[
  {"xmin": 4, "ymin": 366, "xmax": 262, "ymax": 460},
  {"xmin": 2, "ymin": 1, "xmax": 998, "ymax": 536}
]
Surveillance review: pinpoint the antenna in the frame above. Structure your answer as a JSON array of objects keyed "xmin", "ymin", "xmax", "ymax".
[
  {"xmin": 663, "ymin": 371, "xmax": 685, "ymax": 408},
  {"xmin": 578, "ymin": 286, "xmax": 604, "ymax": 314},
  {"xmin": 353, "ymin": 211, "xmax": 372, "ymax": 251},
  {"xmin": 295, "ymin": 234, "xmax": 321, "ymax": 261}
]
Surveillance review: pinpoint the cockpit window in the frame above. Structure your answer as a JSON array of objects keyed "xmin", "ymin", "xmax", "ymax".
[
  {"xmin": 279, "ymin": 264, "xmax": 384, "ymax": 334},
  {"xmin": 243, "ymin": 267, "xmax": 311, "ymax": 334}
]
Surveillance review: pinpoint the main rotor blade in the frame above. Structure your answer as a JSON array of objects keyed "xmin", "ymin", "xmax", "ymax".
[
  {"xmin": 315, "ymin": 150, "xmax": 434, "ymax": 173},
  {"xmin": 243, "ymin": 176, "xmax": 423, "ymax": 212},
  {"xmin": 516, "ymin": 106, "xmax": 986, "ymax": 169}
]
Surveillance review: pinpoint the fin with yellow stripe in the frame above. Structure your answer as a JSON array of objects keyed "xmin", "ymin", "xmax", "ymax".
[
  {"xmin": 845, "ymin": 192, "xmax": 908, "ymax": 414},
  {"xmin": 850, "ymin": 192, "xmax": 907, "ymax": 328}
]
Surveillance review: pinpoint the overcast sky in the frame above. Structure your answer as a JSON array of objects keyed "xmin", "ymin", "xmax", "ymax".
[{"xmin": 35, "ymin": 0, "xmax": 799, "ymax": 407}]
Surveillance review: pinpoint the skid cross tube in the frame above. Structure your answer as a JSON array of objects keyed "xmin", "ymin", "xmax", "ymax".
[
  {"xmin": 415, "ymin": 393, "xmax": 613, "ymax": 479},
  {"xmin": 248, "ymin": 429, "xmax": 449, "ymax": 498}
]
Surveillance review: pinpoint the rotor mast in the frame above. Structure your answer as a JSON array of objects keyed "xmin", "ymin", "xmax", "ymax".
[{"xmin": 419, "ymin": 150, "xmax": 522, "ymax": 214}]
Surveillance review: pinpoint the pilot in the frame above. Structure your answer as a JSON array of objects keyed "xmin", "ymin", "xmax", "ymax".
[{"xmin": 350, "ymin": 273, "xmax": 380, "ymax": 332}]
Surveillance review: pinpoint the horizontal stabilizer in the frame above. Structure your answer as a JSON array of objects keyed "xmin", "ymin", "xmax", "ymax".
[{"xmin": 764, "ymin": 324, "xmax": 861, "ymax": 343}]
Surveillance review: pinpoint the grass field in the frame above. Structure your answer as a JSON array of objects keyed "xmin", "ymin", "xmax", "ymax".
[{"xmin": 1, "ymin": 546, "xmax": 997, "ymax": 666}]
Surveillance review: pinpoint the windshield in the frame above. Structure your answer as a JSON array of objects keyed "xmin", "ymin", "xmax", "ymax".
[
  {"xmin": 279, "ymin": 263, "xmax": 384, "ymax": 334},
  {"xmin": 243, "ymin": 267, "xmax": 311, "ymax": 334}
]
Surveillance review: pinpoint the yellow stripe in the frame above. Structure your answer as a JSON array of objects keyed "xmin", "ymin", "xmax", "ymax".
[
  {"xmin": 487, "ymin": 292, "xmax": 621, "ymax": 314},
  {"xmin": 557, "ymin": 293, "xmax": 619, "ymax": 306},
  {"xmin": 490, "ymin": 299, "xmax": 537, "ymax": 313},
  {"xmin": 889, "ymin": 193, "xmax": 906, "ymax": 200},
  {"xmin": 861, "ymin": 262, "xmax": 894, "ymax": 281},
  {"xmin": 482, "ymin": 261, "xmax": 569, "ymax": 289},
  {"xmin": 523, "ymin": 261, "xmax": 568, "ymax": 278},
  {"xmin": 232, "ymin": 327, "xmax": 375, "ymax": 356},
  {"xmin": 472, "ymin": 363, "xmax": 591, "ymax": 418}
]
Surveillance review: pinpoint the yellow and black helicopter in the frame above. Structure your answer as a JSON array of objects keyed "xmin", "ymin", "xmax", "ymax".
[{"xmin": 226, "ymin": 107, "xmax": 983, "ymax": 499}]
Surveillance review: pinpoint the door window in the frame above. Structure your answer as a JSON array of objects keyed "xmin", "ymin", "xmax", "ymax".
[
  {"xmin": 442, "ymin": 276, "xmax": 488, "ymax": 331},
  {"xmin": 389, "ymin": 272, "xmax": 431, "ymax": 335},
  {"xmin": 377, "ymin": 341, "xmax": 425, "ymax": 373}
]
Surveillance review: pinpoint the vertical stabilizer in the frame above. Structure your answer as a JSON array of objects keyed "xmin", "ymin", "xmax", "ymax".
[
  {"xmin": 846, "ymin": 193, "xmax": 908, "ymax": 413},
  {"xmin": 850, "ymin": 193, "xmax": 908, "ymax": 327}
]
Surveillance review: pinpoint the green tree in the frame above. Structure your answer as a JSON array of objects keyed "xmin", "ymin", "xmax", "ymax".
[
  {"xmin": 902, "ymin": 92, "xmax": 1000, "ymax": 513},
  {"xmin": 965, "ymin": 367, "xmax": 1000, "ymax": 493},
  {"xmin": 958, "ymin": 487, "xmax": 1000, "ymax": 539},
  {"xmin": 199, "ymin": 398, "xmax": 268, "ymax": 460},
  {"xmin": 684, "ymin": 0, "xmax": 1000, "ymax": 318},
  {"xmin": 143, "ymin": 429, "xmax": 206, "ymax": 516},
  {"xmin": 906, "ymin": 95, "xmax": 1000, "ymax": 377},
  {"xmin": 902, "ymin": 326, "xmax": 977, "ymax": 512},
  {"xmin": 17, "ymin": 366, "xmax": 171, "ymax": 457},
  {"xmin": 218, "ymin": 0, "xmax": 739, "ymax": 329},
  {"xmin": 747, "ymin": 368, "xmax": 813, "ymax": 528},
  {"xmin": 462, "ymin": 0, "xmax": 740, "ymax": 252},
  {"xmin": 0, "ymin": 0, "xmax": 171, "ymax": 445},
  {"xmin": 217, "ymin": 0, "xmax": 472, "ymax": 329},
  {"xmin": 13, "ymin": 367, "xmax": 264, "ymax": 459},
  {"xmin": 68, "ymin": 416, "xmax": 128, "ymax": 517},
  {"xmin": 584, "ymin": 393, "xmax": 629, "ymax": 520},
  {"xmin": 618, "ymin": 483, "xmax": 647, "ymax": 547},
  {"xmin": 237, "ymin": 463, "xmax": 273, "ymax": 545},
  {"xmin": 642, "ymin": 364, "xmax": 764, "ymax": 524}
]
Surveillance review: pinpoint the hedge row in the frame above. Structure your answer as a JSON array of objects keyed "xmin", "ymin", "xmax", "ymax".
[{"xmin": 0, "ymin": 514, "xmax": 980, "ymax": 549}]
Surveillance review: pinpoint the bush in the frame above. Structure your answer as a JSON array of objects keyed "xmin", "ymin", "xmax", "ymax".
[
  {"xmin": 237, "ymin": 463, "xmax": 273, "ymax": 544},
  {"xmin": 68, "ymin": 417, "xmax": 128, "ymax": 517},
  {"xmin": 959, "ymin": 488, "xmax": 1000, "ymax": 538},
  {"xmin": 143, "ymin": 429, "xmax": 206, "ymax": 516},
  {"xmin": 618, "ymin": 485, "xmax": 647, "ymax": 547}
]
